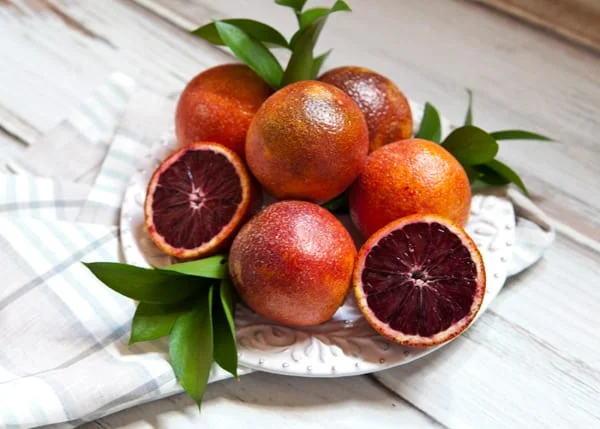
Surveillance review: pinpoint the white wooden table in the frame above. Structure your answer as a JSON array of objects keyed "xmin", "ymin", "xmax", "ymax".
[{"xmin": 1, "ymin": 1, "xmax": 599, "ymax": 428}]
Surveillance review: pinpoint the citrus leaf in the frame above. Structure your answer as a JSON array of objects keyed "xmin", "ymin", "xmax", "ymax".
[
  {"xmin": 299, "ymin": 0, "xmax": 351, "ymax": 29},
  {"xmin": 289, "ymin": 0, "xmax": 350, "ymax": 49},
  {"xmin": 282, "ymin": 17, "xmax": 326, "ymax": 85},
  {"xmin": 275, "ymin": 0, "xmax": 307, "ymax": 12},
  {"xmin": 215, "ymin": 21, "xmax": 283, "ymax": 89},
  {"xmin": 82, "ymin": 262, "xmax": 207, "ymax": 304},
  {"xmin": 489, "ymin": 130, "xmax": 553, "ymax": 141},
  {"xmin": 415, "ymin": 102, "xmax": 442, "ymax": 143},
  {"xmin": 213, "ymin": 280, "xmax": 238, "ymax": 377},
  {"xmin": 464, "ymin": 89, "xmax": 473, "ymax": 126},
  {"xmin": 442, "ymin": 125, "xmax": 499, "ymax": 165},
  {"xmin": 463, "ymin": 164, "xmax": 482, "ymax": 183},
  {"xmin": 476, "ymin": 159, "xmax": 529, "ymax": 195},
  {"xmin": 191, "ymin": 19, "xmax": 289, "ymax": 49},
  {"xmin": 130, "ymin": 301, "xmax": 194, "ymax": 344},
  {"xmin": 169, "ymin": 286, "xmax": 214, "ymax": 408},
  {"xmin": 473, "ymin": 165, "xmax": 509, "ymax": 185},
  {"xmin": 321, "ymin": 191, "xmax": 349, "ymax": 213},
  {"xmin": 311, "ymin": 49, "xmax": 332, "ymax": 78},
  {"xmin": 158, "ymin": 255, "xmax": 228, "ymax": 279}
]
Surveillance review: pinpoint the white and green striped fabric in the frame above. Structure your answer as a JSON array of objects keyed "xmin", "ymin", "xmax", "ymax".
[{"xmin": 0, "ymin": 73, "xmax": 554, "ymax": 428}]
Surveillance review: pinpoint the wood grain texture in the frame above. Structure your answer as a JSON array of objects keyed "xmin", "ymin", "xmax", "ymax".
[
  {"xmin": 472, "ymin": 0, "xmax": 600, "ymax": 53},
  {"xmin": 0, "ymin": 0, "xmax": 230, "ymax": 138},
  {"xmin": 79, "ymin": 373, "xmax": 443, "ymax": 429},
  {"xmin": 1, "ymin": 1, "xmax": 599, "ymax": 428}
]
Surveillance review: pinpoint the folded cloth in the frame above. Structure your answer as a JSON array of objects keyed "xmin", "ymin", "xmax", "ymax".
[
  {"xmin": 7, "ymin": 73, "xmax": 136, "ymax": 184},
  {"xmin": 0, "ymin": 217, "xmax": 243, "ymax": 429},
  {"xmin": 76, "ymin": 90, "xmax": 176, "ymax": 225},
  {"xmin": 0, "ymin": 175, "xmax": 90, "ymax": 222},
  {"xmin": 0, "ymin": 73, "xmax": 555, "ymax": 428}
]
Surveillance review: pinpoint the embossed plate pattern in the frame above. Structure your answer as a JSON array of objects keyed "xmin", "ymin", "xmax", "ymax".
[{"xmin": 120, "ymin": 101, "xmax": 515, "ymax": 377}]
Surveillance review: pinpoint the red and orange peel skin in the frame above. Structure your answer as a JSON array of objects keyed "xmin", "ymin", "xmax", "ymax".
[
  {"xmin": 229, "ymin": 201, "xmax": 357, "ymax": 327},
  {"xmin": 246, "ymin": 81, "xmax": 369, "ymax": 203},
  {"xmin": 350, "ymin": 138, "xmax": 472, "ymax": 238},
  {"xmin": 176, "ymin": 64, "xmax": 273, "ymax": 158}
]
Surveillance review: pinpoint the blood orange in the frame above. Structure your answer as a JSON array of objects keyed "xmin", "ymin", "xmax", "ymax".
[
  {"xmin": 144, "ymin": 142, "xmax": 256, "ymax": 260},
  {"xmin": 354, "ymin": 214, "xmax": 485, "ymax": 347},
  {"xmin": 229, "ymin": 201, "xmax": 356, "ymax": 327}
]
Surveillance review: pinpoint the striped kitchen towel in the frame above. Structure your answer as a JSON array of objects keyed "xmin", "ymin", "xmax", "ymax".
[{"xmin": 1, "ymin": 74, "xmax": 241, "ymax": 429}]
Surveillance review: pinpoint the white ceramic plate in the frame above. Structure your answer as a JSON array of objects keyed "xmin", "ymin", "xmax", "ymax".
[{"xmin": 120, "ymin": 102, "xmax": 515, "ymax": 377}]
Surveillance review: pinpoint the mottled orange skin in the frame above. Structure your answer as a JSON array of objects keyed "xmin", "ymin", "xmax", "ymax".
[
  {"xmin": 229, "ymin": 201, "xmax": 357, "ymax": 327},
  {"xmin": 246, "ymin": 81, "xmax": 369, "ymax": 203},
  {"xmin": 319, "ymin": 66, "xmax": 413, "ymax": 153},
  {"xmin": 175, "ymin": 64, "xmax": 272, "ymax": 158},
  {"xmin": 349, "ymin": 139, "xmax": 472, "ymax": 238}
]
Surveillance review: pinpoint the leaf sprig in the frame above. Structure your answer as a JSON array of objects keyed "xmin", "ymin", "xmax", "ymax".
[
  {"xmin": 415, "ymin": 91, "xmax": 552, "ymax": 196},
  {"xmin": 83, "ymin": 255, "xmax": 237, "ymax": 408},
  {"xmin": 191, "ymin": 0, "xmax": 351, "ymax": 89}
]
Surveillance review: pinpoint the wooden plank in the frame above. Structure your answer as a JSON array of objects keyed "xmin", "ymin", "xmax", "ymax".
[
  {"xmin": 472, "ymin": 0, "xmax": 600, "ymax": 53},
  {"xmin": 80, "ymin": 373, "xmax": 443, "ymax": 429},
  {"xmin": 0, "ymin": 0, "xmax": 231, "ymax": 140},
  {"xmin": 132, "ymin": 0, "xmax": 600, "ymax": 245},
  {"xmin": 0, "ymin": 129, "xmax": 26, "ymax": 172}
]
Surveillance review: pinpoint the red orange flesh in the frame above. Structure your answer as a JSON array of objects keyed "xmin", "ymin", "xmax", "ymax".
[
  {"xmin": 354, "ymin": 214, "xmax": 485, "ymax": 347},
  {"xmin": 144, "ymin": 142, "xmax": 255, "ymax": 259}
]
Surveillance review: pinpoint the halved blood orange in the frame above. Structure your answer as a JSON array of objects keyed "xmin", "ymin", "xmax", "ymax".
[
  {"xmin": 144, "ymin": 142, "xmax": 256, "ymax": 260},
  {"xmin": 354, "ymin": 214, "xmax": 485, "ymax": 347}
]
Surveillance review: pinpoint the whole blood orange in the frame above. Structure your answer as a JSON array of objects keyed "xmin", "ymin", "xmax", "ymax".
[
  {"xmin": 354, "ymin": 214, "xmax": 485, "ymax": 347},
  {"xmin": 246, "ymin": 81, "xmax": 369, "ymax": 203},
  {"xmin": 175, "ymin": 64, "xmax": 272, "ymax": 158},
  {"xmin": 229, "ymin": 201, "xmax": 356, "ymax": 327},
  {"xmin": 349, "ymin": 138, "xmax": 471, "ymax": 237},
  {"xmin": 145, "ymin": 142, "xmax": 257, "ymax": 260},
  {"xmin": 319, "ymin": 66, "xmax": 413, "ymax": 153}
]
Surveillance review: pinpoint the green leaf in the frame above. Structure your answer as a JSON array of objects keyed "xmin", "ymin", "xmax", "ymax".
[
  {"xmin": 476, "ymin": 159, "xmax": 529, "ymax": 195},
  {"xmin": 311, "ymin": 49, "xmax": 332, "ymax": 78},
  {"xmin": 299, "ymin": 0, "xmax": 351, "ymax": 29},
  {"xmin": 464, "ymin": 89, "xmax": 473, "ymax": 126},
  {"xmin": 463, "ymin": 164, "xmax": 482, "ymax": 183},
  {"xmin": 415, "ymin": 102, "xmax": 442, "ymax": 143},
  {"xmin": 158, "ymin": 255, "xmax": 228, "ymax": 279},
  {"xmin": 321, "ymin": 191, "xmax": 349, "ymax": 213},
  {"xmin": 213, "ymin": 280, "xmax": 238, "ymax": 377},
  {"xmin": 82, "ymin": 262, "xmax": 207, "ymax": 304},
  {"xmin": 282, "ymin": 17, "xmax": 327, "ymax": 85},
  {"xmin": 191, "ymin": 19, "xmax": 289, "ymax": 49},
  {"xmin": 489, "ymin": 130, "xmax": 553, "ymax": 141},
  {"xmin": 442, "ymin": 125, "xmax": 499, "ymax": 165},
  {"xmin": 215, "ymin": 21, "xmax": 283, "ymax": 89},
  {"xmin": 130, "ymin": 301, "xmax": 194, "ymax": 344},
  {"xmin": 275, "ymin": 0, "xmax": 308, "ymax": 13},
  {"xmin": 169, "ymin": 286, "xmax": 214, "ymax": 407}
]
